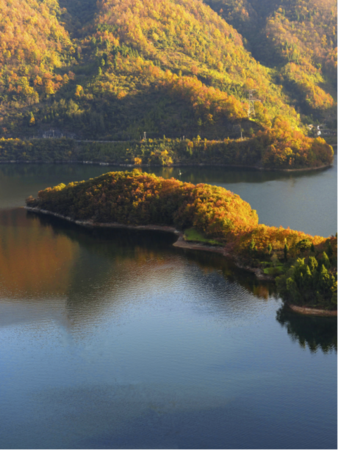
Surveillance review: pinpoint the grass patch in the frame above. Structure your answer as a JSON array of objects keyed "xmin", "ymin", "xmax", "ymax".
[
  {"xmin": 183, "ymin": 228, "xmax": 223, "ymax": 246},
  {"xmin": 263, "ymin": 264, "xmax": 285, "ymax": 276}
]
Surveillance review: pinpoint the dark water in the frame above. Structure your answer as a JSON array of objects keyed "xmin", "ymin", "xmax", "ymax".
[{"xmin": 0, "ymin": 161, "xmax": 336, "ymax": 449}]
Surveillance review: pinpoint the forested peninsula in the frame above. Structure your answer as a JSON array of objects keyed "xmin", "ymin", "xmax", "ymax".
[{"xmin": 26, "ymin": 170, "xmax": 337, "ymax": 313}]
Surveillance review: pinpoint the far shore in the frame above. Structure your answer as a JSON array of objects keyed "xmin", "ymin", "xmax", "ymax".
[{"xmin": 0, "ymin": 160, "xmax": 334, "ymax": 172}]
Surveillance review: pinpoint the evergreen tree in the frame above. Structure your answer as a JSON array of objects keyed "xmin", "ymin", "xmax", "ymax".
[
  {"xmin": 322, "ymin": 251, "xmax": 331, "ymax": 269},
  {"xmin": 308, "ymin": 256, "xmax": 318, "ymax": 272},
  {"xmin": 284, "ymin": 242, "xmax": 288, "ymax": 260}
]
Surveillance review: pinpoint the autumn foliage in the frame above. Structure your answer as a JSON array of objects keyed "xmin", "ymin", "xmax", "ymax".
[
  {"xmin": 0, "ymin": 0, "xmax": 335, "ymax": 144},
  {"xmin": 26, "ymin": 170, "xmax": 258, "ymax": 237},
  {"xmin": 0, "ymin": 0, "xmax": 74, "ymax": 104},
  {"xmin": 207, "ymin": 0, "xmax": 337, "ymax": 114},
  {"xmin": 25, "ymin": 170, "xmax": 337, "ymax": 308},
  {"xmin": 26, "ymin": 170, "xmax": 329, "ymax": 254}
]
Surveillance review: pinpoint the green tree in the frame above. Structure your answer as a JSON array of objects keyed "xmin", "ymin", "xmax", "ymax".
[{"xmin": 322, "ymin": 251, "xmax": 331, "ymax": 269}]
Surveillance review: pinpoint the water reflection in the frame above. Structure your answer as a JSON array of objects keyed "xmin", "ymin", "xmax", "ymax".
[
  {"xmin": 0, "ymin": 208, "xmax": 273, "ymax": 329},
  {"xmin": 0, "ymin": 208, "xmax": 336, "ymax": 354},
  {"xmin": 276, "ymin": 305, "xmax": 337, "ymax": 353},
  {"xmin": 31, "ymin": 208, "xmax": 274, "ymax": 299},
  {"xmin": 0, "ymin": 209, "xmax": 78, "ymax": 298},
  {"xmin": 0, "ymin": 164, "xmax": 336, "ymax": 449},
  {"xmin": 158, "ymin": 165, "xmax": 334, "ymax": 185}
]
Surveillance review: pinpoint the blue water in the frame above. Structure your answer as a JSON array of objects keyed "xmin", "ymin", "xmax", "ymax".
[{"xmin": 0, "ymin": 162, "xmax": 336, "ymax": 449}]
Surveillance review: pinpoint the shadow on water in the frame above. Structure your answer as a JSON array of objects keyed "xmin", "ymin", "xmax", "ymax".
[
  {"xmin": 28, "ymin": 211, "xmax": 338, "ymax": 353},
  {"xmin": 276, "ymin": 305, "xmax": 337, "ymax": 353},
  {"xmin": 0, "ymin": 207, "xmax": 336, "ymax": 353},
  {"xmin": 0, "ymin": 208, "xmax": 275, "ymax": 323},
  {"xmin": 28, "ymin": 209, "xmax": 275, "ymax": 299},
  {"xmin": 157, "ymin": 164, "xmax": 335, "ymax": 185}
]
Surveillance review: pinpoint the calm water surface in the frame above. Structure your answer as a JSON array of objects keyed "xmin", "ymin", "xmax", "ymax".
[{"xmin": 0, "ymin": 161, "xmax": 336, "ymax": 448}]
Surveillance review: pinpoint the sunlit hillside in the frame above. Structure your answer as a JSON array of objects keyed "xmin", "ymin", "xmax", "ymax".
[
  {"xmin": 0, "ymin": 0, "xmax": 335, "ymax": 140},
  {"xmin": 2, "ymin": 0, "xmax": 299, "ymax": 139},
  {"xmin": 0, "ymin": 0, "xmax": 74, "ymax": 106}
]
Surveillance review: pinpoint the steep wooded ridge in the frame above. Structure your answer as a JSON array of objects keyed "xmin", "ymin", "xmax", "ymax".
[
  {"xmin": 26, "ymin": 170, "xmax": 337, "ymax": 310},
  {"xmin": 0, "ymin": 0, "xmax": 336, "ymax": 163},
  {"xmin": 205, "ymin": 0, "xmax": 337, "ymax": 117}
]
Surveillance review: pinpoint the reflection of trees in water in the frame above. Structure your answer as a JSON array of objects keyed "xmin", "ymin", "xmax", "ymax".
[
  {"xmin": 43, "ymin": 213, "xmax": 275, "ymax": 302},
  {"xmin": 0, "ymin": 209, "xmax": 288, "ymax": 335},
  {"xmin": 33, "ymin": 210, "xmax": 275, "ymax": 301},
  {"xmin": 276, "ymin": 305, "xmax": 337, "ymax": 353},
  {"xmin": 0, "ymin": 209, "xmax": 78, "ymax": 298},
  {"xmin": 0, "ymin": 164, "xmax": 122, "ymax": 189},
  {"xmin": 0, "ymin": 160, "xmax": 333, "ymax": 186},
  {"xmin": 27, "ymin": 210, "xmax": 276, "ymax": 331}
]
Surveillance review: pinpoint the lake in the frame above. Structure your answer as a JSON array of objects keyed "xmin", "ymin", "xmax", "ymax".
[{"xmin": 0, "ymin": 159, "xmax": 336, "ymax": 449}]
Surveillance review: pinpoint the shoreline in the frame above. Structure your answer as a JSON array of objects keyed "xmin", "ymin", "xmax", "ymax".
[
  {"xmin": 25, "ymin": 206, "xmax": 272, "ymax": 281},
  {"xmin": 288, "ymin": 304, "xmax": 337, "ymax": 317},
  {"xmin": 0, "ymin": 160, "xmax": 333, "ymax": 172},
  {"xmin": 25, "ymin": 206, "xmax": 336, "ymax": 315}
]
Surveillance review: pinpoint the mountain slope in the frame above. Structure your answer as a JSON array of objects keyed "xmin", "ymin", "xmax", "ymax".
[
  {"xmin": 0, "ymin": 0, "xmax": 298, "ymax": 139},
  {"xmin": 205, "ymin": 0, "xmax": 337, "ymax": 121},
  {"xmin": 0, "ymin": 0, "xmax": 74, "ymax": 106},
  {"xmin": 0, "ymin": 0, "xmax": 335, "ymax": 142}
]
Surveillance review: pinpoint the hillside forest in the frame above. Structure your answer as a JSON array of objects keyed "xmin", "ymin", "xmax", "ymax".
[{"xmin": 0, "ymin": 0, "xmax": 336, "ymax": 162}]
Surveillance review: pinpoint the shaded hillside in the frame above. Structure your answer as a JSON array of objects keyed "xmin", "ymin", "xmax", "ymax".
[
  {"xmin": 205, "ymin": 0, "xmax": 337, "ymax": 121},
  {"xmin": 1, "ymin": 119, "xmax": 333, "ymax": 170}
]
